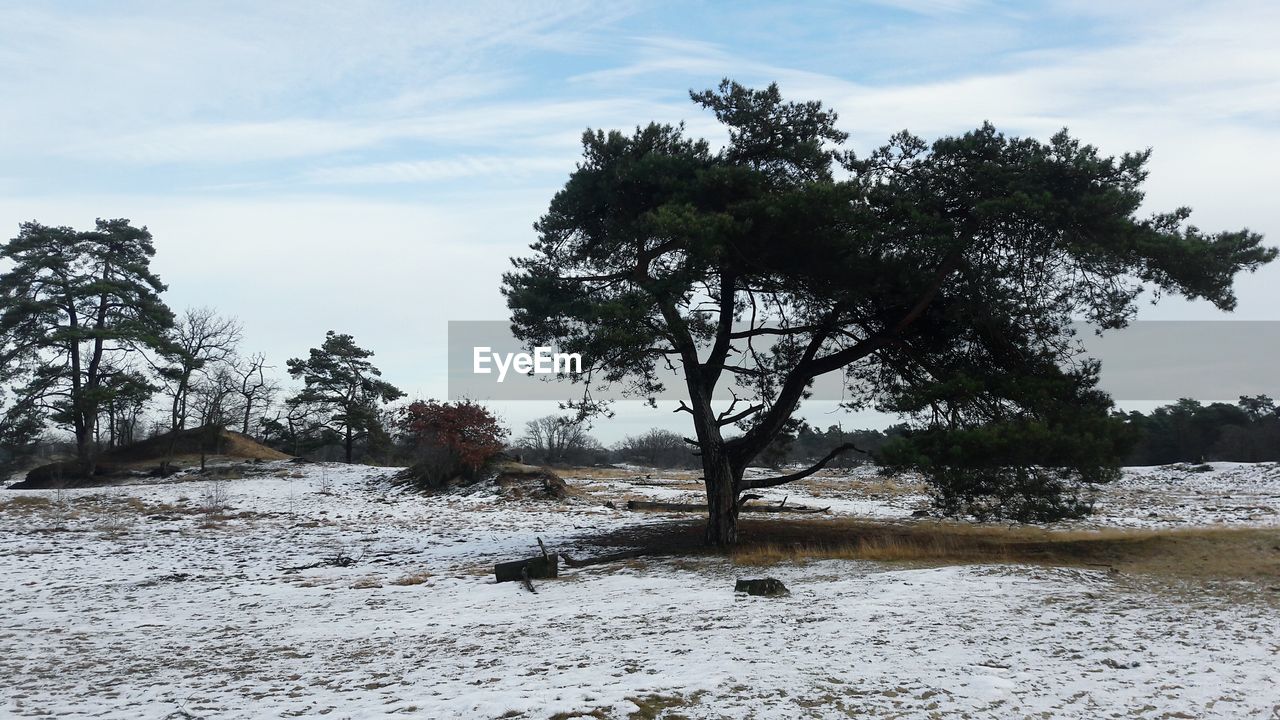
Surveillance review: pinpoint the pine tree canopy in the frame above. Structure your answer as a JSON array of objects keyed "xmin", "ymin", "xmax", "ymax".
[{"xmin": 502, "ymin": 79, "xmax": 1275, "ymax": 535}]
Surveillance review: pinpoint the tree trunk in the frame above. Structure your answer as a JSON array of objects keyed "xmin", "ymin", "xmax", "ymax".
[
  {"xmin": 701, "ymin": 446, "xmax": 739, "ymax": 546},
  {"xmin": 75, "ymin": 427, "xmax": 96, "ymax": 478},
  {"xmin": 344, "ymin": 424, "xmax": 353, "ymax": 463}
]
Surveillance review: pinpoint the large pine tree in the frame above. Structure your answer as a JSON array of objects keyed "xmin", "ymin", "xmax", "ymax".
[
  {"xmin": 0, "ymin": 218, "xmax": 174, "ymax": 476},
  {"xmin": 502, "ymin": 80, "xmax": 1275, "ymax": 544}
]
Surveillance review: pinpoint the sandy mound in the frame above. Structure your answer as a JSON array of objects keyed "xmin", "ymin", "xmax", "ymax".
[
  {"xmin": 11, "ymin": 425, "xmax": 290, "ymax": 488},
  {"xmin": 491, "ymin": 462, "xmax": 570, "ymax": 500},
  {"xmin": 395, "ymin": 460, "xmax": 571, "ymax": 501},
  {"xmin": 103, "ymin": 426, "xmax": 289, "ymax": 464}
]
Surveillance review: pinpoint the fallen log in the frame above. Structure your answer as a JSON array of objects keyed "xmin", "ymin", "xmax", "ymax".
[
  {"xmin": 560, "ymin": 549, "xmax": 654, "ymax": 568},
  {"xmin": 494, "ymin": 554, "xmax": 559, "ymax": 583},
  {"xmin": 625, "ymin": 500, "xmax": 830, "ymax": 514}
]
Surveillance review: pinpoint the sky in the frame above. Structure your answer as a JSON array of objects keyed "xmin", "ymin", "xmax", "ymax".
[{"xmin": 2, "ymin": 0, "xmax": 1278, "ymax": 442}]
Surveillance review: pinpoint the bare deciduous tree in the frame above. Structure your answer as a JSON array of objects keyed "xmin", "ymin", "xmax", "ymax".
[
  {"xmin": 190, "ymin": 365, "xmax": 239, "ymax": 469},
  {"xmin": 518, "ymin": 414, "xmax": 592, "ymax": 465},
  {"xmin": 615, "ymin": 428, "xmax": 696, "ymax": 469},
  {"xmin": 151, "ymin": 307, "xmax": 242, "ymax": 434},
  {"xmin": 229, "ymin": 352, "xmax": 278, "ymax": 437}
]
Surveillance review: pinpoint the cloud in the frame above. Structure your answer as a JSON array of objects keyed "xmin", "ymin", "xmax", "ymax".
[
  {"xmin": 0, "ymin": 1, "xmax": 627, "ymax": 158},
  {"xmin": 863, "ymin": 0, "xmax": 988, "ymax": 15},
  {"xmin": 52, "ymin": 95, "xmax": 694, "ymax": 169},
  {"xmin": 305, "ymin": 155, "xmax": 575, "ymax": 185},
  {"xmin": 61, "ymin": 120, "xmax": 388, "ymax": 165}
]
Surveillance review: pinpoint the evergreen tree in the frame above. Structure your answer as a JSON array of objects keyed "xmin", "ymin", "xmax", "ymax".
[
  {"xmin": 285, "ymin": 331, "xmax": 404, "ymax": 463},
  {"xmin": 0, "ymin": 219, "xmax": 174, "ymax": 476},
  {"xmin": 502, "ymin": 80, "xmax": 1275, "ymax": 543}
]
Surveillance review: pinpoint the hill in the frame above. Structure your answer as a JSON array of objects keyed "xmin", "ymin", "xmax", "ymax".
[{"xmin": 9, "ymin": 425, "xmax": 290, "ymax": 488}]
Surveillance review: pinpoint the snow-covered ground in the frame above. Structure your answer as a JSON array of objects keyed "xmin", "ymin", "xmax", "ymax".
[
  {"xmin": 582, "ymin": 461, "xmax": 1280, "ymax": 528},
  {"xmin": 2, "ymin": 461, "xmax": 1278, "ymax": 719}
]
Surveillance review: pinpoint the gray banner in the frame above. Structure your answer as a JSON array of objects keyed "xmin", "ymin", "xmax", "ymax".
[{"xmin": 448, "ymin": 320, "xmax": 1280, "ymax": 403}]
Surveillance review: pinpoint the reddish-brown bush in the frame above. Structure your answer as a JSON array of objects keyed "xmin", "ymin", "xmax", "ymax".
[{"xmin": 398, "ymin": 400, "xmax": 508, "ymax": 488}]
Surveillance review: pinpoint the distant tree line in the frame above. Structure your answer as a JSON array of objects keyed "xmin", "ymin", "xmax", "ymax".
[
  {"xmin": 510, "ymin": 416, "xmax": 694, "ymax": 469},
  {"xmin": 1118, "ymin": 396, "xmax": 1280, "ymax": 465},
  {"xmin": 509, "ymin": 415, "xmax": 906, "ymax": 471},
  {"xmin": 757, "ymin": 421, "xmax": 908, "ymax": 469}
]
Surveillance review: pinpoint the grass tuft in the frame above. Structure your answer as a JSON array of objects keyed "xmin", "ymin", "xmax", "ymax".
[
  {"xmin": 389, "ymin": 571, "xmax": 432, "ymax": 586},
  {"xmin": 577, "ymin": 517, "xmax": 1280, "ymax": 579}
]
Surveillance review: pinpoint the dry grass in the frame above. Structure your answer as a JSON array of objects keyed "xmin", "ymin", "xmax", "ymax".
[
  {"xmin": 2, "ymin": 493, "xmax": 200, "ymax": 518},
  {"xmin": 576, "ymin": 517, "xmax": 1280, "ymax": 580},
  {"xmin": 625, "ymin": 692, "xmax": 704, "ymax": 719},
  {"xmin": 797, "ymin": 472, "xmax": 925, "ymax": 498},
  {"xmin": 547, "ymin": 710, "xmax": 608, "ymax": 720},
  {"xmin": 104, "ymin": 427, "xmax": 290, "ymax": 464},
  {"xmin": 389, "ymin": 571, "xmax": 432, "ymax": 586},
  {"xmin": 733, "ymin": 521, "xmax": 1280, "ymax": 579},
  {"xmin": 0, "ymin": 495, "xmax": 54, "ymax": 512}
]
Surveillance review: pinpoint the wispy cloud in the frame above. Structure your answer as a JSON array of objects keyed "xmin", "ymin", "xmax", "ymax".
[
  {"xmin": 1, "ymin": 0, "xmax": 1276, "ymax": 436},
  {"xmin": 60, "ymin": 120, "xmax": 388, "ymax": 165},
  {"xmin": 0, "ymin": 1, "xmax": 625, "ymax": 159},
  {"xmin": 305, "ymin": 155, "xmax": 574, "ymax": 185},
  {"xmin": 863, "ymin": 0, "xmax": 988, "ymax": 15},
  {"xmin": 55, "ymin": 95, "xmax": 690, "ymax": 171}
]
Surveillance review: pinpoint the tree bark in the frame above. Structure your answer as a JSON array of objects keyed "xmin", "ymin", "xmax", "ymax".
[
  {"xmin": 75, "ymin": 427, "xmax": 96, "ymax": 478},
  {"xmin": 701, "ymin": 444, "xmax": 740, "ymax": 546}
]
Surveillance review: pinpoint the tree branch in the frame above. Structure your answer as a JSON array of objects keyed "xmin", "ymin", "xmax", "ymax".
[
  {"xmin": 738, "ymin": 443, "xmax": 867, "ymax": 491},
  {"xmin": 728, "ymin": 325, "xmax": 818, "ymax": 339},
  {"xmin": 701, "ymin": 270, "xmax": 736, "ymax": 389},
  {"xmin": 717, "ymin": 403, "xmax": 764, "ymax": 427}
]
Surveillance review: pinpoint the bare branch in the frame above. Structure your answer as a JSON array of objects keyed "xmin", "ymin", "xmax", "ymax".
[
  {"xmin": 728, "ymin": 325, "xmax": 818, "ymax": 339},
  {"xmin": 738, "ymin": 443, "xmax": 867, "ymax": 491},
  {"xmin": 717, "ymin": 403, "xmax": 764, "ymax": 427}
]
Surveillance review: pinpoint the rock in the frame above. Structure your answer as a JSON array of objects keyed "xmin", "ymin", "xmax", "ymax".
[
  {"xmin": 910, "ymin": 509, "xmax": 930, "ymax": 518},
  {"xmin": 735, "ymin": 577, "xmax": 790, "ymax": 597}
]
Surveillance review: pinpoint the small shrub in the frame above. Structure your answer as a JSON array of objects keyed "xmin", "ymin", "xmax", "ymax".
[
  {"xmin": 924, "ymin": 466, "xmax": 1098, "ymax": 523},
  {"xmin": 397, "ymin": 400, "xmax": 508, "ymax": 489},
  {"xmin": 199, "ymin": 479, "xmax": 231, "ymax": 524}
]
